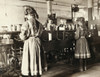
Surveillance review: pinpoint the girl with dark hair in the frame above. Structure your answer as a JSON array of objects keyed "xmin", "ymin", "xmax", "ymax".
[
  {"xmin": 19, "ymin": 5, "xmax": 43, "ymax": 77},
  {"xmin": 75, "ymin": 17, "xmax": 91, "ymax": 71},
  {"xmin": 23, "ymin": 5, "xmax": 39, "ymax": 19}
]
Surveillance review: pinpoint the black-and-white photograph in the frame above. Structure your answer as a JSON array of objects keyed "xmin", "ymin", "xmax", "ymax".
[{"xmin": 0, "ymin": 0, "xmax": 100, "ymax": 77}]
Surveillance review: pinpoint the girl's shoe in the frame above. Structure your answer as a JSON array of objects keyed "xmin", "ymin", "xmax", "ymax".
[
  {"xmin": 79, "ymin": 67, "xmax": 84, "ymax": 72},
  {"xmin": 84, "ymin": 66, "xmax": 87, "ymax": 71}
]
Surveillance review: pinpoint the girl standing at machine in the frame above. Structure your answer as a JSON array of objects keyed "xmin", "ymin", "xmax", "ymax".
[
  {"xmin": 75, "ymin": 17, "xmax": 91, "ymax": 71},
  {"xmin": 19, "ymin": 5, "xmax": 43, "ymax": 77}
]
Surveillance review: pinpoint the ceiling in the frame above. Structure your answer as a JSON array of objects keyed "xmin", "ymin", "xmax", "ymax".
[
  {"xmin": 54, "ymin": 0, "xmax": 87, "ymax": 6},
  {"xmin": 0, "ymin": 0, "xmax": 87, "ymax": 9},
  {"xmin": 20, "ymin": 0, "xmax": 88, "ymax": 7}
]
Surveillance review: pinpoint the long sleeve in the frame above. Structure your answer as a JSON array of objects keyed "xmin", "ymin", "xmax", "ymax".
[
  {"xmin": 75, "ymin": 27, "xmax": 80, "ymax": 40},
  {"xmin": 19, "ymin": 22, "xmax": 29, "ymax": 40}
]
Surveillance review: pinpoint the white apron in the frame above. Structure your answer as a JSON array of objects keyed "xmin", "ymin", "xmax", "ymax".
[{"xmin": 20, "ymin": 19, "xmax": 43, "ymax": 76}]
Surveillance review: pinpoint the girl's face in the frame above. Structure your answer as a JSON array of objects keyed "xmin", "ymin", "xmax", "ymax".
[
  {"xmin": 25, "ymin": 15, "xmax": 28, "ymax": 18},
  {"xmin": 25, "ymin": 14, "xmax": 35, "ymax": 20}
]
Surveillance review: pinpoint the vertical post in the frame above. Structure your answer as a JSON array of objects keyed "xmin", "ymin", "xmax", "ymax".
[
  {"xmin": 88, "ymin": 0, "xmax": 93, "ymax": 27},
  {"xmin": 47, "ymin": 0, "xmax": 53, "ymax": 15},
  {"xmin": 71, "ymin": 4, "xmax": 73, "ymax": 20},
  {"xmin": 88, "ymin": 0, "xmax": 93, "ymax": 8},
  {"xmin": 46, "ymin": 0, "xmax": 53, "ymax": 41}
]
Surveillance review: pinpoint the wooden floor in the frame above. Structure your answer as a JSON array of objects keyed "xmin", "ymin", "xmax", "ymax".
[
  {"xmin": 1, "ymin": 61, "xmax": 100, "ymax": 77},
  {"xmin": 42, "ymin": 61, "xmax": 77, "ymax": 77},
  {"xmin": 42, "ymin": 61, "xmax": 100, "ymax": 77},
  {"xmin": 70, "ymin": 63, "xmax": 100, "ymax": 77}
]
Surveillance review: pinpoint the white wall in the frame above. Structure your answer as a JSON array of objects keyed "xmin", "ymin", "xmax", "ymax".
[
  {"xmin": 0, "ymin": 5, "xmax": 24, "ymax": 25},
  {"xmin": 0, "ymin": 0, "xmax": 47, "ymax": 26},
  {"xmin": 0, "ymin": 0, "xmax": 88, "ymax": 26},
  {"xmin": 74, "ymin": 8, "xmax": 88, "ymax": 21}
]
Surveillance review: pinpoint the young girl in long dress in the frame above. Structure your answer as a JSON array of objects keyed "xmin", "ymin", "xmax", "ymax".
[
  {"xmin": 19, "ymin": 5, "xmax": 43, "ymax": 77},
  {"xmin": 75, "ymin": 17, "xmax": 91, "ymax": 71}
]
